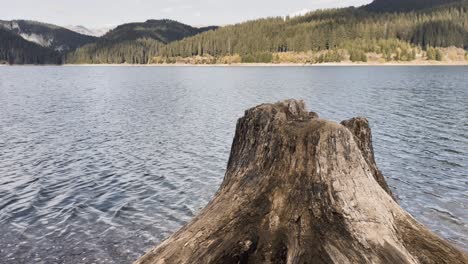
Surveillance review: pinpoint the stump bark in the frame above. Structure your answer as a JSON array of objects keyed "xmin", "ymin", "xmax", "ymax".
[{"xmin": 136, "ymin": 100, "xmax": 467, "ymax": 264}]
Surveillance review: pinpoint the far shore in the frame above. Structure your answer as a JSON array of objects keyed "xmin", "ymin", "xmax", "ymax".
[
  {"xmin": 65, "ymin": 61, "xmax": 468, "ymax": 67},
  {"xmin": 2, "ymin": 61, "xmax": 468, "ymax": 67}
]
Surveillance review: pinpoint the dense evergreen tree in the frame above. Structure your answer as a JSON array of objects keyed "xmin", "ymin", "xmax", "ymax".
[
  {"xmin": 66, "ymin": 38, "xmax": 163, "ymax": 64},
  {"xmin": 411, "ymin": 21, "xmax": 467, "ymax": 48},
  {"xmin": 349, "ymin": 49, "xmax": 368, "ymax": 62}
]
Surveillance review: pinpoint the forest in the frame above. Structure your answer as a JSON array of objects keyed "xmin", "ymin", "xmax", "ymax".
[
  {"xmin": 1, "ymin": 0, "xmax": 467, "ymax": 64},
  {"xmin": 0, "ymin": 28, "xmax": 62, "ymax": 64},
  {"xmin": 156, "ymin": 1, "xmax": 467, "ymax": 63}
]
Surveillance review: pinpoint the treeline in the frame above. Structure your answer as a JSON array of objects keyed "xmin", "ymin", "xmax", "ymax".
[
  {"xmin": 151, "ymin": 38, "xmax": 464, "ymax": 64},
  {"xmin": 0, "ymin": 29, "xmax": 62, "ymax": 64},
  {"xmin": 66, "ymin": 38, "xmax": 163, "ymax": 64}
]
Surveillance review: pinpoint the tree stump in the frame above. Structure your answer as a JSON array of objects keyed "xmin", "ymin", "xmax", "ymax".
[{"xmin": 136, "ymin": 100, "xmax": 467, "ymax": 264}]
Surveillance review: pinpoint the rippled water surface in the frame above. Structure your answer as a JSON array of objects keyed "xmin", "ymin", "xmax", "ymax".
[{"xmin": 0, "ymin": 66, "xmax": 467, "ymax": 263}]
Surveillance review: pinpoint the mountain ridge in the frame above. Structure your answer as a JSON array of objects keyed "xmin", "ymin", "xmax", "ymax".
[
  {"xmin": 100, "ymin": 19, "xmax": 217, "ymax": 43},
  {"xmin": 65, "ymin": 25, "xmax": 112, "ymax": 37},
  {"xmin": 0, "ymin": 19, "xmax": 97, "ymax": 52},
  {"xmin": 364, "ymin": 0, "xmax": 461, "ymax": 12}
]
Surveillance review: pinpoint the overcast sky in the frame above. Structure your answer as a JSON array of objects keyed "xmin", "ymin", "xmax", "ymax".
[{"xmin": 1, "ymin": 0, "xmax": 372, "ymax": 28}]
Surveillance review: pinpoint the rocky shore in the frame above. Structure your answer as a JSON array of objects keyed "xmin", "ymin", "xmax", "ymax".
[{"xmin": 136, "ymin": 100, "xmax": 467, "ymax": 264}]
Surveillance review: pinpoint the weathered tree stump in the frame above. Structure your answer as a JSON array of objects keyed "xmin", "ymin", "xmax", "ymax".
[{"xmin": 136, "ymin": 100, "xmax": 467, "ymax": 264}]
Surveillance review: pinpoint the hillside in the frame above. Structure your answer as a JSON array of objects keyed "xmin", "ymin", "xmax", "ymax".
[
  {"xmin": 66, "ymin": 20, "xmax": 217, "ymax": 64},
  {"xmin": 0, "ymin": 28, "xmax": 62, "ymax": 64},
  {"xmin": 151, "ymin": 0, "xmax": 467, "ymax": 64},
  {"xmin": 102, "ymin": 19, "xmax": 217, "ymax": 43},
  {"xmin": 0, "ymin": 20, "xmax": 97, "ymax": 52}
]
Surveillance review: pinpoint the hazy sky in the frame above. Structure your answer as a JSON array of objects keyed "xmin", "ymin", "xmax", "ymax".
[{"xmin": 2, "ymin": 0, "xmax": 373, "ymax": 28}]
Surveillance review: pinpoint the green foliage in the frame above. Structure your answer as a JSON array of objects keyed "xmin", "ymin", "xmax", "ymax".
[
  {"xmin": 241, "ymin": 52, "xmax": 273, "ymax": 63},
  {"xmin": 341, "ymin": 38, "xmax": 418, "ymax": 61},
  {"xmin": 411, "ymin": 21, "xmax": 467, "ymax": 48},
  {"xmin": 349, "ymin": 49, "xmax": 368, "ymax": 62},
  {"xmin": 435, "ymin": 48, "xmax": 444, "ymax": 60},
  {"xmin": 66, "ymin": 38, "xmax": 163, "ymax": 64},
  {"xmin": 394, "ymin": 48, "xmax": 417, "ymax": 61},
  {"xmin": 427, "ymin": 47, "xmax": 436, "ymax": 60},
  {"xmin": 317, "ymin": 50, "xmax": 344, "ymax": 63},
  {"xmin": 426, "ymin": 47, "xmax": 443, "ymax": 60}
]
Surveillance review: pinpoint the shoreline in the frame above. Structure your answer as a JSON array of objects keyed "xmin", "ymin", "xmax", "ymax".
[
  {"xmin": 2, "ymin": 61, "xmax": 467, "ymax": 67},
  {"xmin": 65, "ymin": 61, "xmax": 468, "ymax": 67}
]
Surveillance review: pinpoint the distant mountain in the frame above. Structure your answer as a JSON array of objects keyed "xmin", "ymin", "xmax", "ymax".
[
  {"xmin": 363, "ymin": 0, "xmax": 461, "ymax": 12},
  {"xmin": 66, "ymin": 19, "xmax": 218, "ymax": 64},
  {"xmin": 0, "ymin": 28, "xmax": 61, "ymax": 64},
  {"xmin": 101, "ymin": 19, "xmax": 217, "ymax": 43},
  {"xmin": 65, "ymin": 25, "xmax": 112, "ymax": 37},
  {"xmin": 0, "ymin": 20, "xmax": 97, "ymax": 52}
]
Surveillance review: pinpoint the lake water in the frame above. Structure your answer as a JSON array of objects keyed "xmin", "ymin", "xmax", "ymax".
[{"xmin": 0, "ymin": 66, "xmax": 466, "ymax": 263}]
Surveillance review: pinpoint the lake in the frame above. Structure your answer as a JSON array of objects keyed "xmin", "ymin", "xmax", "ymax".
[{"xmin": 0, "ymin": 66, "xmax": 466, "ymax": 263}]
